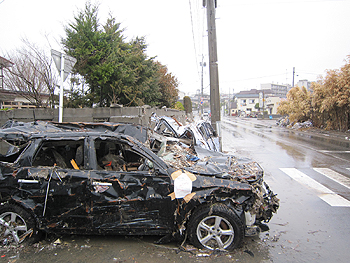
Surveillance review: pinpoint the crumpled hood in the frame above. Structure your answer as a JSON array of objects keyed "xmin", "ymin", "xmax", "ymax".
[
  {"xmin": 158, "ymin": 143, "xmax": 263, "ymax": 183},
  {"xmin": 185, "ymin": 155, "xmax": 264, "ymax": 183}
]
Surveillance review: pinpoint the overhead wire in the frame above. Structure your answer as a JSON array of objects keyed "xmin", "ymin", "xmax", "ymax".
[
  {"xmin": 222, "ymin": 73, "xmax": 289, "ymax": 83},
  {"xmin": 189, "ymin": 0, "xmax": 199, "ymax": 78},
  {"xmin": 188, "ymin": 0, "xmax": 207, "ymax": 85},
  {"xmin": 224, "ymin": 0, "xmax": 350, "ymax": 7}
]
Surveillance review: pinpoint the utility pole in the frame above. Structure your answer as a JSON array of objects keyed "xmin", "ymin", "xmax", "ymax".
[
  {"xmin": 204, "ymin": 0, "xmax": 220, "ymax": 132},
  {"xmin": 292, "ymin": 67, "xmax": 295, "ymax": 88}
]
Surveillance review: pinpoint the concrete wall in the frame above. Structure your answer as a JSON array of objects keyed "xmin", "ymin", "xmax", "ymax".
[{"xmin": 0, "ymin": 106, "xmax": 188, "ymax": 127}]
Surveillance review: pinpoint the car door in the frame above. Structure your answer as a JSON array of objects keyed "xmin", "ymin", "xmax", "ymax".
[
  {"xmin": 90, "ymin": 138, "xmax": 175, "ymax": 234},
  {"xmin": 28, "ymin": 138, "xmax": 92, "ymax": 230}
]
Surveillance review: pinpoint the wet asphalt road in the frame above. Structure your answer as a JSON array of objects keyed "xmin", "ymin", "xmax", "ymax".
[
  {"xmin": 221, "ymin": 117, "xmax": 350, "ymax": 263},
  {"xmin": 1, "ymin": 116, "xmax": 350, "ymax": 263}
]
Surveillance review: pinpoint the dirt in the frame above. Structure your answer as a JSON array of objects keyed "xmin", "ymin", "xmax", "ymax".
[{"xmin": 0, "ymin": 234, "xmax": 275, "ymax": 263}]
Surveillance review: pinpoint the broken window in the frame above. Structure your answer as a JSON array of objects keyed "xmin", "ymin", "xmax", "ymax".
[
  {"xmin": 198, "ymin": 124, "xmax": 209, "ymax": 140},
  {"xmin": 32, "ymin": 140, "xmax": 84, "ymax": 169},
  {"xmin": 204, "ymin": 122, "xmax": 217, "ymax": 137},
  {"xmin": 0, "ymin": 143, "xmax": 22, "ymax": 163},
  {"xmin": 179, "ymin": 129, "xmax": 194, "ymax": 141},
  {"xmin": 155, "ymin": 121, "xmax": 176, "ymax": 137},
  {"xmin": 94, "ymin": 139, "xmax": 150, "ymax": 172}
]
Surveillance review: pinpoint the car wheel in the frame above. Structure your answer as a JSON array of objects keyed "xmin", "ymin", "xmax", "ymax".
[
  {"xmin": 0, "ymin": 204, "xmax": 36, "ymax": 245},
  {"xmin": 188, "ymin": 203, "xmax": 244, "ymax": 251}
]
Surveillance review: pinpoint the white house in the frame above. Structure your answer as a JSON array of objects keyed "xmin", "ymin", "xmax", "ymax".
[
  {"xmin": 233, "ymin": 89, "xmax": 282, "ymax": 116},
  {"xmin": 265, "ymin": 96, "xmax": 281, "ymax": 115},
  {"xmin": 234, "ymin": 89, "xmax": 261, "ymax": 114}
]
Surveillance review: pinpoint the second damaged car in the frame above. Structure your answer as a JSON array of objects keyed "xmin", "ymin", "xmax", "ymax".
[
  {"xmin": 152, "ymin": 115, "xmax": 220, "ymax": 152},
  {"xmin": 0, "ymin": 121, "xmax": 279, "ymax": 250}
]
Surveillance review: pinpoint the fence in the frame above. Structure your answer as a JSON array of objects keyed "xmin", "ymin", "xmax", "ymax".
[{"xmin": 0, "ymin": 106, "xmax": 188, "ymax": 127}]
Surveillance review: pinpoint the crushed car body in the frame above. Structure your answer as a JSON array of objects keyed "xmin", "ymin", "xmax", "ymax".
[
  {"xmin": 152, "ymin": 115, "xmax": 220, "ymax": 151},
  {"xmin": 0, "ymin": 120, "xmax": 279, "ymax": 251}
]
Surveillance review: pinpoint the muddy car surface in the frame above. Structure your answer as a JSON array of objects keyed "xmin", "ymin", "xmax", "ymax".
[{"xmin": 0, "ymin": 121, "xmax": 278, "ymax": 250}]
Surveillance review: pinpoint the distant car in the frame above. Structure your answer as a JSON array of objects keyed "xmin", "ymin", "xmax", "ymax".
[{"xmin": 0, "ymin": 121, "xmax": 279, "ymax": 250}]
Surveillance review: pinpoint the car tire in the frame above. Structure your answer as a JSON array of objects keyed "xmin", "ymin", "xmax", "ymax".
[
  {"xmin": 0, "ymin": 203, "xmax": 37, "ymax": 245},
  {"xmin": 188, "ymin": 203, "xmax": 244, "ymax": 251}
]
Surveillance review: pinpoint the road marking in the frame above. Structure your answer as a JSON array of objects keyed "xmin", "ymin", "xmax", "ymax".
[
  {"xmin": 313, "ymin": 168, "xmax": 350, "ymax": 190},
  {"xmin": 280, "ymin": 168, "xmax": 350, "ymax": 207}
]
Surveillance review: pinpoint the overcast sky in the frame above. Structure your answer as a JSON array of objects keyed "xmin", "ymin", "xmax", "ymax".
[{"xmin": 1, "ymin": 0, "xmax": 350, "ymax": 96}]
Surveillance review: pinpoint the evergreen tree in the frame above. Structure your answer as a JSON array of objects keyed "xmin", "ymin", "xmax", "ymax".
[{"xmin": 62, "ymin": 2, "xmax": 178, "ymax": 108}]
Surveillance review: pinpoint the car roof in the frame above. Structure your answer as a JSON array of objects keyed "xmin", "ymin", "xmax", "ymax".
[{"xmin": 0, "ymin": 120, "xmax": 148, "ymax": 144}]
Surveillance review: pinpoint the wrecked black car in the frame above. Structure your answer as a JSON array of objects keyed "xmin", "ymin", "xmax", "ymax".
[{"xmin": 0, "ymin": 121, "xmax": 278, "ymax": 251}]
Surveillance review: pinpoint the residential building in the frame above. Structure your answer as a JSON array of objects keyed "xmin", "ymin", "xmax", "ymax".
[
  {"xmin": 232, "ymin": 88, "xmax": 283, "ymax": 115},
  {"xmin": 296, "ymin": 79, "xmax": 312, "ymax": 91},
  {"xmin": 0, "ymin": 56, "xmax": 14, "ymax": 90},
  {"xmin": 265, "ymin": 96, "xmax": 281, "ymax": 115},
  {"xmin": 234, "ymin": 89, "xmax": 261, "ymax": 114},
  {"xmin": 0, "ymin": 89, "xmax": 50, "ymax": 109},
  {"xmin": 1, "ymin": 56, "xmax": 37, "ymax": 109},
  {"xmin": 260, "ymin": 83, "xmax": 291, "ymax": 98}
]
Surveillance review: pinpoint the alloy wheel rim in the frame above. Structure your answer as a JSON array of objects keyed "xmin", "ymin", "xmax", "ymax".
[
  {"xmin": 0, "ymin": 211, "xmax": 28, "ymax": 244},
  {"xmin": 196, "ymin": 215, "xmax": 234, "ymax": 250}
]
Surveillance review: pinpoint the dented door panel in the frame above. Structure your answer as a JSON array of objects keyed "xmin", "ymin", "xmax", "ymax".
[
  {"xmin": 90, "ymin": 170, "xmax": 175, "ymax": 234},
  {"xmin": 26, "ymin": 167, "xmax": 92, "ymax": 229}
]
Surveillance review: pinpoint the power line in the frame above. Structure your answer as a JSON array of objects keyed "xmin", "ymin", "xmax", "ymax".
[
  {"xmin": 222, "ymin": 69, "xmax": 324, "ymax": 84},
  {"xmin": 222, "ymin": 73, "xmax": 289, "ymax": 83},
  {"xmin": 189, "ymin": 0, "xmax": 208, "ymax": 83},
  {"xmin": 188, "ymin": 0, "xmax": 200, "ymax": 80},
  {"xmin": 222, "ymin": 0, "xmax": 350, "ymax": 7}
]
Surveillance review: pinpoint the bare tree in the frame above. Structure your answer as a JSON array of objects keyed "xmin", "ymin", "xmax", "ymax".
[{"xmin": 3, "ymin": 39, "xmax": 58, "ymax": 107}]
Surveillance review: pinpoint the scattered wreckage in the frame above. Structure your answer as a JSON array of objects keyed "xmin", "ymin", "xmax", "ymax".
[
  {"xmin": 0, "ymin": 120, "xmax": 279, "ymax": 251},
  {"xmin": 152, "ymin": 115, "xmax": 220, "ymax": 151},
  {"xmin": 276, "ymin": 116, "xmax": 313, "ymax": 129}
]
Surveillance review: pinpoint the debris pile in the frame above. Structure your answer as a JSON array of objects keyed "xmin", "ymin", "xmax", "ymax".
[
  {"xmin": 276, "ymin": 117, "xmax": 313, "ymax": 129},
  {"xmin": 157, "ymin": 141, "xmax": 197, "ymax": 169},
  {"xmin": 291, "ymin": 120, "xmax": 313, "ymax": 129},
  {"xmin": 157, "ymin": 140, "xmax": 264, "ymax": 182},
  {"xmin": 276, "ymin": 116, "xmax": 290, "ymax": 127}
]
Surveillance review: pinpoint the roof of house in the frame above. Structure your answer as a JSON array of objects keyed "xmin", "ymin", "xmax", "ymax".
[
  {"xmin": 234, "ymin": 89, "xmax": 273, "ymax": 98},
  {"xmin": 0, "ymin": 56, "xmax": 14, "ymax": 68}
]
